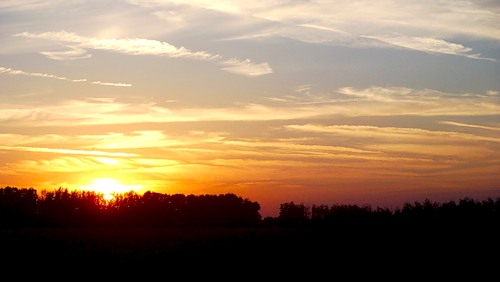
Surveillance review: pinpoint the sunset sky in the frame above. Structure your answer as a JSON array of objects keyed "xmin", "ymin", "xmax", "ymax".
[{"xmin": 1, "ymin": 0, "xmax": 499, "ymax": 217}]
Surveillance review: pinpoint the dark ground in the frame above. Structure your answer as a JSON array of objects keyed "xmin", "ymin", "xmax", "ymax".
[{"xmin": 1, "ymin": 224, "xmax": 498, "ymax": 278}]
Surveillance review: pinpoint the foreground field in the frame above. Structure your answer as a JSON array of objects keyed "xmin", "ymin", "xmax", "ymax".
[{"xmin": 2, "ymin": 224, "xmax": 498, "ymax": 272}]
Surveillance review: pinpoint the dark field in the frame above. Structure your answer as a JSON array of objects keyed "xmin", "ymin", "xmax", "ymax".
[{"xmin": 2, "ymin": 224, "xmax": 497, "ymax": 272}]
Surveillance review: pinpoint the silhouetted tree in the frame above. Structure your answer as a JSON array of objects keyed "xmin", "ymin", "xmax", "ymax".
[
  {"xmin": 0, "ymin": 186, "xmax": 38, "ymax": 227},
  {"xmin": 278, "ymin": 201, "xmax": 310, "ymax": 225},
  {"xmin": 1, "ymin": 185, "xmax": 499, "ymax": 232}
]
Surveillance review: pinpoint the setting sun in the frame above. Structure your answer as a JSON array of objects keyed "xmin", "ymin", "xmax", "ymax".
[{"xmin": 79, "ymin": 178, "xmax": 143, "ymax": 200}]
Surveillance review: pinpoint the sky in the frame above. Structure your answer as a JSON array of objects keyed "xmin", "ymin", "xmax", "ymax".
[{"xmin": 1, "ymin": 0, "xmax": 499, "ymax": 217}]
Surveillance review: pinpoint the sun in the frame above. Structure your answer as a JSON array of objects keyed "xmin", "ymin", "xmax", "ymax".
[{"xmin": 79, "ymin": 178, "xmax": 143, "ymax": 200}]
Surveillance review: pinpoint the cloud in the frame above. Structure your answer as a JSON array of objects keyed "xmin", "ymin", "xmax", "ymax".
[
  {"xmin": 40, "ymin": 46, "xmax": 92, "ymax": 60},
  {"xmin": 0, "ymin": 146, "xmax": 138, "ymax": 157},
  {"xmin": 15, "ymin": 30, "xmax": 273, "ymax": 76},
  {"xmin": 224, "ymin": 139, "xmax": 381, "ymax": 154},
  {"xmin": 294, "ymin": 84, "xmax": 312, "ymax": 94},
  {"xmin": 363, "ymin": 35, "xmax": 495, "ymax": 61},
  {"xmin": 79, "ymin": 131, "xmax": 182, "ymax": 149},
  {"xmin": 15, "ymin": 31, "xmax": 219, "ymax": 60},
  {"xmin": 334, "ymin": 86, "xmax": 500, "ymax": 115},
  {"xmin": 1, "ymin": 86, "xmax": 499, "ymax": 126},
  {"xmin": 2, "ymin": 156, "xmax": 125, "ymax": 174},
  {"xmin": 90, "ymin": 81, "xmax": 132, "ymax": 87},
  {"xmin": 220, "ymin": 58, "xmax": 273, "ymax": 77},
  {"xmin": 129, "ymin": 0, "xmax": 499, "ymax": 60},
  {"xmin": 0, "ymin": 0, "xmax": 65, "ymax": 11},
  {"xmin": 285, "ymin": 124, "xmax": 500, "ymax": 144},
  {"xmin": 284, "ymin": 124, "xmax": 500, "ymax": 167},
  {"xmin": 439, "ymin": 121, "xmax": 500, "ymax": 131},
  {"xmin": 0, "ymin": 66, "xmax": 131, "ymax": 87},
  {"xmin": 1, "ymin": 66, "xmax": 68, "ymax": 81}
]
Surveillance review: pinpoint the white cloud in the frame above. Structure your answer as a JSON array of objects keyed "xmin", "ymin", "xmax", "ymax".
[
  {"xmin": 0, "ymin": 66, "xmax": 131, "ymax": 87},
  {"xmin": 129, "ymin": 0, "xmax": 500, "ymax": 60},
  {"xmin": 220, "ymin": 58, "xmax": 273, "ymax": 77},
  {"xmin": 1, "ymin": 66, "xmax": 68, "ymax": 81},
  {"xmin": 363, "ymin": 35, "xmax": 495, "ymax": 61},
  {"xmin": 91, "ymin": 81, "xmax": 132, "ymax": 87},
  {"xmin": 40, "ymin": 46, "xmax": 91, "ymax": 60},
  {"xmin": 15, "ymin": 30, "xmax": 274, "ymax": 76},
  {"xmin": 15, "ymin": 31, "xmax": 219, "ymax": 60},
  {"xmin": 439, "ymin": 121, "xmax": 500, "ymax": 131},
  {"xmin": 294, "ymin": 84, "xmax": 311, "ymax": 94}
]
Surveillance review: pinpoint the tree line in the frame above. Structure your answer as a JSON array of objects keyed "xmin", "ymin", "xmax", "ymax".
[
  {"xmin": 1, "ymin": 186, "xmax": 499, "ymax": 230},
  {"xmin": 273, "ymin": 198, "xmax": 500, "ymax": 231},
  {"xmin": 0, "ymin": 187, "xmax": 261, "ymax": 227}
]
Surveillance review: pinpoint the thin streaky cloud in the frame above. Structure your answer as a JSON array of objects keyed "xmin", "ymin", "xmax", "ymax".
[
  {"xmin": 0, "ymin": 0, "xmax": 65, "ymax": 11},
  {"xmin": 15, "ymin": 31, "xmax": 273, "ymax": 76},
  {"xmin": 363, "ymin": 35, "xmax": 496, "ymax": 61},
  {"xmin": 79, "ymin": 130, "xmax": 184, "ymax": 149},
  {"xmin": 0, "ymin": 145, "xmax": 138, "ymax": 157},
  {"xmin": 210, "ymin": 143, "xmax": 434, "ymax": 164},
  {"xmin": 440, "ymin": 121, "xmax": 500, "ymax": 131},
  {"xmin": 0, "ymin": 66, "xmax": 131, "ymax": 87},
  {"xmin": 286, "ymin": 124, "xmax": 500, "ymax": 144},
  {"xmin": 91, "ymin": 81, "xmax": 132, "ymax": 87},
  {"xmin": 1, "ymin": 86, "xmax": 499, "ymax": 126},
  {"xmin": 1, "ymin": 66, "xmax": 68, "ymax": 81},
  {"xmin": 134, "ymin": 1, "xmax": 500, "ymax": 60},
  {"xmin": 223, "ymin": 140, "xmax": 382, "ymax": 155},
  {"xmin": 40, "ymin": 46, "xmax": 92, "ymax": 61},
  {"xmin": 3, "ymin": 156, "xmax": 130, "ymax": 174},
  {"xmin": 15, "ymin": 31, "xmax": 219, "ymax": 60},
  {"xmin": 220, "ymin": 58, "xmax": 273, "ymax": 77}
]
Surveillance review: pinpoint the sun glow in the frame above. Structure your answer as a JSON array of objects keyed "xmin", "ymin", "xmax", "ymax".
[{"xmin": 79, "ymin": 178, "xmax": 143, "ymax": 200}]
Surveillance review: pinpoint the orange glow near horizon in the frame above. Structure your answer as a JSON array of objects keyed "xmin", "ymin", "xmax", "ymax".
[{"xmin": 79, "ymin": 178, "xmax": 144, "ymax": 200}]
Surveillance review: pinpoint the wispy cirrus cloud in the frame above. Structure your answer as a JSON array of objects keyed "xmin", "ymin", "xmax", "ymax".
[
  {"xmin": 0, "ymin": 86, "xmax": 498, "ymax": 126},
  {"xmin": 363, "ymin": 35, "xmax": 496, "ymax": 61},
  {"xmin": 0, "ymin": 66, "xmax": 131, "ymax": 87},
  {"xmin": 285, "ymin": 124, "xmax": 500, "ymax": 144},
  {"xmin": 40, "ymin": 46, "xmax": 91, "ymax": 60},
  {"xmin": 15, "ymin": 31, "xmax": 219, "ymax": 60},
  {"xmin": 15, "ymin": 30, "xmax": 272, "ymax": 76},
  {"xmin": 284, "ymin": 124, "xmax": 500, "ymax": 169},
  {"xmin": 2, "ymin": 156, "xmax": 128, "ymax": 174},
  {"xmin": 129, "ymin": 0, "xmax": 499, "ymax": 60},
  {"xmin": 335, "ymin": 86, "xmax": 500, "ymax": 115},
  {"xmin": 0, "ymin": 0, "xmax": 65, "ymax": 11},
  {"xmin": 439, "ymin": 121, "xmax": 500, "ymax": 131},
  {"xmin": 0, "ymin": 146, "xmax": 137, "ymax": 157},
  {"xmin": 79, "ymin": 131, "xmax": 183, "ymax": 149},
  {"xmin": 220, "ymin": 58, "xmax": 273, "ymax": 77},
  {"xmin": 90, "ymin": 81, "xmax": 132, "ymax": 87}
]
